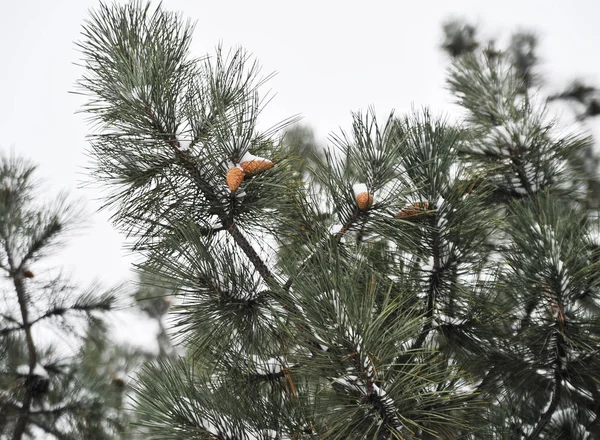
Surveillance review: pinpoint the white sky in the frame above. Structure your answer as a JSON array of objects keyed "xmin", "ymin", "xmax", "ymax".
[{"xmin": 1, "ymin": 0, "xmax": 599, "ymax": 287}]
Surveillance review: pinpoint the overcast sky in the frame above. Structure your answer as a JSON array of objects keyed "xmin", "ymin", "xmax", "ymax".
[{"xmin": 1, "ymin": 0, "xmax": 599, "ymax": 288}]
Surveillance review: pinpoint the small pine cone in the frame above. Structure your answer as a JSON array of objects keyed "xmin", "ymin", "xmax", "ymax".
[
  {"xmin": 226, "ymin": 167, "xmax": 245, "ymax": 192},
  {"xmin": 356, "ymin": 192, "xmax": 374, "ymax": 211},
  {"xmin": 111, "ymin": 375, "xmax": 125, "ymax": 388},
  {"xmin": 23, "ymin": 269, "xmax": 34, "ymax": 278},
  {"xmin": 240, "ymin": 159, "xmax": 274, "ymax": 175},
  {"xmin": 395, "ymin": 202, "xmax": 429, "ymax": 219}
]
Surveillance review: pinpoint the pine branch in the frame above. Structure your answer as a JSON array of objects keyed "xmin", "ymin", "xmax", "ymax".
[
  {"xmin": 28, "ymin": 300, "xmax": 112, "ymax": 327},
  {"xmin": 4, "ymin": 403, "xmax": 97, "ymax": 440},
  {"xmin": 73, "ymin": 4, "xmax": 600, "ymax": 437},
  {"xmin": 524, "ymin": 303, "xmax": 567, "ymax": 439},
  {"xmin": 283, "ymin": 207, "xmax": 362, "ymax": 291},
  {"xmin": 25, "ymin": 404, "xmax": 83, "ymax": 416},
  {"xmin": 335, "ymin": 208, "xmax": 363, "ymax": 241},
  {"xmin": 355, "ymin": 352, "xmax": 403, "ymax": 435},
  {"xmin": 17, "ymin": 218, "xmax": 62, "ymax": 270},
  {"xmin": 175, "ymin": 140, "xmax": 274, "ymax": 284},
  {"xmin": 411, "ymin": 220, "xmax": 443, "ymax": 351},
  {"xmin": 0, "ymin": 326, "xmax": 22, "ymax": 335},
  {"xmin": 146, "ymin": 104, "xmax": 275, "ymax": 285},
  {"xmin": 8, "ymin": 255, "xmax": 37, "ymax": 440},
  {"xmin": 525, "ymin": 364, "xmax": 561, "ymax": 440},
  {"xmin": 226, "ymin": 222, "xmax": 272, "ymax": 282},
  {"xmin": 510, "ymin": 154, "xmax": 535, "ymax": 197},
  {"xmin": 0, "ymin": 154, "xmax": 133, "ymax": 438}
]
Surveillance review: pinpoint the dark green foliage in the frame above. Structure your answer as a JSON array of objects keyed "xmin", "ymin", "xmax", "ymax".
[
  {"xmin": 441, "ymin": 20, "xmax": 479, "ymax": 58},
  {"xmin": 77, "ymin": 4, "xmax": 600, "ymax": 440},
  {"xmin": 0, "ymin": 154, "xmax": 135, "ymax": 439}
]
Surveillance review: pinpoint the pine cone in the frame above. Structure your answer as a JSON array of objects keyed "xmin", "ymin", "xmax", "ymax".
[
  {"xmin": 240, "ymin": 159, "xmax": 274, "ymax": 175},
  {"xmin": 395, "ymin": 202, "xmax": 429, "ymax": 219},
  {"xmin": 226, "ymin": 167, "xmax": 245, "ymax": 192},
  {"xmin": 356, "ymin": 192, "xmax": 374, "ymax": 211},
  {"xmin": 111, "ymin": 375, "xmax": 125, "ymax": 388}
]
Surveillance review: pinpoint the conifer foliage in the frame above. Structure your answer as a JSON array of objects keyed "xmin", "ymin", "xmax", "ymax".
[
  {"xmin": 0, "ymin": 154, "xmax": 130, "ymax": 439},
  {"xmin": 77, "ymin": 4, "xmax": 600, "ymax": 439}
]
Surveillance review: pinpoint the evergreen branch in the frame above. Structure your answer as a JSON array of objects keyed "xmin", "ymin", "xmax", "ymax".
[
  {"xmin": 0, "ymin": 153, "xmax": 130, "ymax": 437},
  {"xmin": 25, "ymin": 404, "xmax": 82, "ymax": 415},
  {"xmin": 17, "ymin": 219, "xmax": 62, "ymax": 271},
  {"xmin": 492, "ymin": 181, "xmax": 549, "ymax": 202},
  {"xmin": 73, "ymin": 4, "xmax": 600, "ymax": 437},
  {"xmin": 245, "ymin": 367, "xmax": 288, "ymax": 383},
  {"xmin": 145, "ymin": 106, "xmax": 221, "ymax": 206},
  {"xmin": 28, "ymin": 299, "xmax": 113, "ymax": 327},
  {"xmin": 523, "ymin": 287, "xmax": 566, "ymax": 439},
  {"xmin": 0, "ymin": 404, "xmax": 76, "ymax": 440},
  {"xmin": 283, "ymin": 208, "xmax": 362, "ymax": 291},
  {"xmin": 581, "ymin": 388, "xmax": 600, "ymax": 433},
  {"xmin": 525, "ymin": 363, "xmax": 561, "ymax": 440},
  {"xmin": 146, "ymin": 103, "xmax": 275, "ymax": 285},
  {"xmin": 510, "ymin": 154, "xmax": 535, "ymax": 197},
  {"xmin": 0, "ymin": 326, "xmax": 22, "ymax": 335},
  {"xmin": 8, "ymin": 247, "xmax": 37, "ymax": 440},
  {"xmin": 335, "ymin": 208, "xmax": 362, "ymax": 241},
  {"xmin": 547, "ymin": 81, "xmax": 598, "ymax": 104},
  {"xmin": 354, "ymin": 351, "xmax": 403, "ymax": 434},
  {"xmin": 226, "ymin": 222, "xmax": 272, "ymax": 282},
  {"xmin": 411, "ymin": 222, "xmax": 442, "ymax": 351}
]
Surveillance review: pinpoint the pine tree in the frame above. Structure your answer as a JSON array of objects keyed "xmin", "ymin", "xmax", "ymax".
[
  {"xmin": 441, "ymin": 19, "xmax": 600, "ymax": 211},
  {"xmin": 0, "ymin": 153, "xmax": 134, "ymax": 439},
  {"xmin": 443, "ymin": 48, "xmax": 600, "ymax": 439},
  {"xmin": 77, "ymin": 3, "xmax": 600, "ymax": 439},
  {"xmin": 0, "ymin": 153, "xmax": 177, "ymax": 439}
]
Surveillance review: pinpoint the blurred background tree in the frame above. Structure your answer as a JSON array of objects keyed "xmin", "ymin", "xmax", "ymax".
[
  {"xmin": 0, "ymin": 153, "xmax": 174, "ymax": 440},
  {"xmin": 442, "ymin": 19, "xmax": 600, "ymax": 210},
  {"xmin": 442, "ymin": 19, "xmax": 600, "ymax": 439}
]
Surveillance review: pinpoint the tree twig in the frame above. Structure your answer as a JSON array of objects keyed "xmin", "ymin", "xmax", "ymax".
[
  {"xmin": 146, "ymin": 107, "xmax": 275, "ymax": 286},
  {"xmin": 411, "ymin": 220, "xmax": 442, "ymax": 352},
  {"xmin": 525, "ymin": 363, "xmax": 561, "ymax": 440},
  {"xmin": 8, "ymin": 245, "xmax": 38, "ymax": 440}
]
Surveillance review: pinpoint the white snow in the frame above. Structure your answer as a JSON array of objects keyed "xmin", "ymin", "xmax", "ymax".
[
  {"xmin": 254, "ymin": 357, "xmax": 283, "ymax": 375},
  {"xmin": 226, "ymin": 160, "xmax": 241, "ymax": 169},
  {"xmin": 436, "ymin": 195, "xmax": 445, "ymax": 210},
  {"xmin": 328, "ymin": 224, "xmax": 343, "ymax": 235},
  {"xmin": 352, "ymin": 183, "xmax": 368, "ymax": 197},
  {"xmin": 518, "ymin": 134, "xmax": 527, "ymax": 147},
  {"xmin": 332, "ymin": 375, "xmax": 367, "ymax": 394},
  {"xmin": 494, "ymin": 125, "xmax": 512, "ymax": 145},
  {"xmin": 16, "ymin": 364, "xmax": 49, "ymax": 378},
  {"xmin": 241, "ymin": 152, "xmax": 270, "ymax": 163},
  {"xmin": 177, "ymin": 139, "xmax": 191, "ymax": 151}
]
